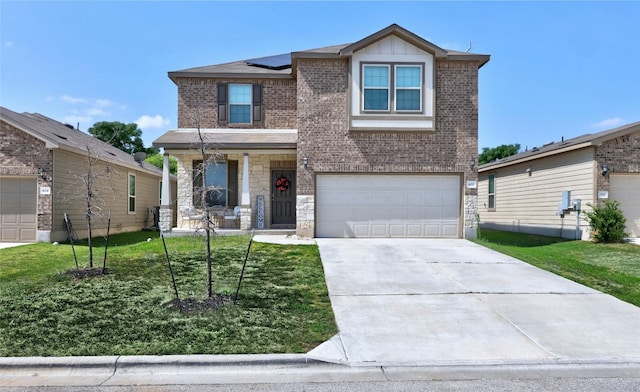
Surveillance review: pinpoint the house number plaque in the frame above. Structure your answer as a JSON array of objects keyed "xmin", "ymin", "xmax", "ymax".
[{"xmin": 256, "ymin": 195, "xmax": 265, "ymax": 229}]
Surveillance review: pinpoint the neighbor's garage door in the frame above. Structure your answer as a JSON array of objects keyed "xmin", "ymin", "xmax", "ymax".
[
  {"xmin": 0, "ymin": 177, "xmax": 37, "ymax": 242},
  {"xmin": 316, "ymin": 174, "xmax": 461, "ymax": 238},
  {"xmin": 610, "ymin": 174, "xmax": 640, "ymax": 238}
]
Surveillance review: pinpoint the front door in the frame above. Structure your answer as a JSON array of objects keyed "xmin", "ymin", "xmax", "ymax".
[{"xmin": 271, "ymin": 170, "xmax": 296, "ymax": 228}]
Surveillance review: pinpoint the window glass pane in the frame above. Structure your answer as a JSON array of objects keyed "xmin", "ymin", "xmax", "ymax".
[
  {"xmin": 364, "ymin": 66, "xmax": 389, "ymax": 87},
  {"xmin": 230, "ymin": 105, "xmax": 251, "ymax": 123},
  {"xmin": 488, "ymin": 175, "xmax": 495, "ymax": 193},
  {"xmin": 205, "ymin": 163, "xmax": 227, "ymax": 188},
  {"xmin": 129, "ymin": 197, "xmax": 135, "ymax": 212},
  {"xmin": 488, "ymin": 195, "xmax": 495, "ymax": 209},
  {"xmin": 229, "ymin": 84, "xmax": 252, "ymax": 104},
  {"xmin": 206, "ymin": 190, "xmax": 226, "ymax": 207},
  {"xmin": 129, "ymin": 175, "xmax": 135, "ymax": 196},
  {"xmin": 396, "ymin": 67, "xmax": 420, "ymax": 87},
  {"xmin": 396, "ymin": 90, "xmax": 420, "ymax": 110},
  {"xmin": 364, "ymin": 89, "xmax": 389, "ymax": 110}
]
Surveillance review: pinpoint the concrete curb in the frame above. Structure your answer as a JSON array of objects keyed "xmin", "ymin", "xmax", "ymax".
[{"xmin": 2, "ymin": 355, "xmax": 640, "ymax": 387}]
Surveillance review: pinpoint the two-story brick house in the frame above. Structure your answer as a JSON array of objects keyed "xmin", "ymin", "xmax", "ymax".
[{"xmin": 154, "ymin": 24, "xmax": 490, "ymax": 238}]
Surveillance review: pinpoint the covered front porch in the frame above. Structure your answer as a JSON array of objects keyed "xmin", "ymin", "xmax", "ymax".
[{"xmin": 154, "ymin": 128, "xmax": 298, "ymax": 233}]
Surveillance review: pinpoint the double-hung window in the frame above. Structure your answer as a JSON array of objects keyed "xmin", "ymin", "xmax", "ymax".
[
  {"xmin": 488, "ymin": 174, "xmax": 496, "ymax": 210},
  {"xmin": 229, "ymin": 84, "xmax": 252, "ymax": 123},
  {"xmin": 217, "ymin": 83, "xmax": 263, "ymax": 125},
  {"xmin": 128, "ymin": 173, "xmax": 136, "ymax": 213},
  {"xmin": 362, "ymin": 64, "xmax": 422, "ymax": 113}
]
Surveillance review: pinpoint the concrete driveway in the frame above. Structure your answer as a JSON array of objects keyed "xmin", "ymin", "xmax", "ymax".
[{"xmin": 308, "ymin": 239, "xmax": 640, "ymax": 367}]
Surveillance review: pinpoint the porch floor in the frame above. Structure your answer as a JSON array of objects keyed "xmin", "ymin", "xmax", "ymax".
[{"xmin": 163, "ymin": 227, "xmax": 296, "ymax": 238}]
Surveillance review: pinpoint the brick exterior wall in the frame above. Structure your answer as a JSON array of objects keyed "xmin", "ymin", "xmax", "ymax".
[
  {"xmin": 295, "ymin": 58, "xmax": 480, "ymax": 236},
  {"xmin": 0, "ymin": 120, "xmax": 53, "ymax": 233},
  {"xmin": 176, "ymin": 78, "xmax": 297, "ymax": 129},
  {"xmin": 595, "ymin": 129, "xmax": 640, "ymax": 197}
]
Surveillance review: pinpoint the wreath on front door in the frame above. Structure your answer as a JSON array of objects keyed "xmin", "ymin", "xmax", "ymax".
[{"xmin": 275, "ymin": 176, "xmax": 290, "ymax": 192}]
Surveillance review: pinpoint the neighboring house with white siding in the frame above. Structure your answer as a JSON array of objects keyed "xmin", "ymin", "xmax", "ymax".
[
  {"xmin": 478, "ymin": 121, "xmax": 640, "ymax": 240},
  {"xmin": 0, "ymin": 106, "xmax": 177, "ymax": 243}
]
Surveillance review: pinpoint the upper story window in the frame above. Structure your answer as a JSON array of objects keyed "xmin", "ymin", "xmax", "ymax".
[
  {"xmin": 229, "ymin": 84, "xmax": 252, "ymax": 123},
  {"xmin": 362, "ymin": 64, "xmax": 422, "ymax": 113},
  {"xmin": 218, "ymin": 83, "xmax": 262, "ymax": 126}
]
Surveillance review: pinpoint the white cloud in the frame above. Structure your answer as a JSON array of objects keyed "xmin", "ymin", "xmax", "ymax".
[
  {"xmin": 591, "ymin": 117, "xmax": 623, "ymax": 129},
  {"xmin": 60, "ymin": 95, "xmax": 88, "ymax": 104},
  {"xmin": 135, "ymin": 114, "xmax": 170, "ymax": 129},
  {"xmin": 86, "ymin": 107, "xmax": 108, "ymax": 116}
]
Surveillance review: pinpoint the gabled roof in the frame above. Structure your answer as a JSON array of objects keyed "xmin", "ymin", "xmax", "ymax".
[
  {"xmin": 168, "ymin": 24, "xmax": 490, "ymax": 82},
  {"xmin": 479, "ymin": 121, "xmax": 640, "ymax": 171},
  {"xmin": 153, "ymin": 128, "xmax": 297, "ymax": 150},
  {"xmin": 338, "ymin": 23, "xmax": 448, "ymax": 58},
  {"xmin": 0, "ymin": 106, "xmax": 162, "ymax": 176}
]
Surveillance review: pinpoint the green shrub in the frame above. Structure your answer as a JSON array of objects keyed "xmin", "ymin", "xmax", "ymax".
[{"xmin": 583, "ymin": 200, "xmax": 628, "ymax": 243}]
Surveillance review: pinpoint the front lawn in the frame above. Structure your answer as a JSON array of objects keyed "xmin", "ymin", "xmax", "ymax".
[
  {"xmin": 0, "ymin": 232, "xmax": 337, "ymax": 357},
  {"xmin": 473, "ymin": 230, "xmax": 640, "ymax": 307}
]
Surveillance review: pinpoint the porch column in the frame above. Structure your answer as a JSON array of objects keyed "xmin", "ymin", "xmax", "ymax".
[
  {"xmin": 159, "ymin": 153, "xmax": 173, "ymax": 232},
  {"xmin": 240, "ymin": 153, "xmax": 252, "ymax": 230}
]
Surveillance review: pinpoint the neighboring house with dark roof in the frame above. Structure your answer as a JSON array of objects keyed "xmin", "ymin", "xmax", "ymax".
[
  {"xmin": 478, "ymin": 121, "xmax": 640, "ymax": 240},
  {"xmin": 154, "ymin": 24, "xmax": 490, "ymax": 238},
  {"xmin": 0, "ymin": 106, "xmax": 176, "ymax": 242}
]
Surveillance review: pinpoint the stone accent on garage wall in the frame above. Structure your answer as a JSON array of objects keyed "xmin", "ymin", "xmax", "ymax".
[
  {"xmin": 464, "ymin": 194, "xmax": 478, "ymax": 239},
  {"xmin": 296, "ymin": 194, "xmax": 314, "ymax": 238}
]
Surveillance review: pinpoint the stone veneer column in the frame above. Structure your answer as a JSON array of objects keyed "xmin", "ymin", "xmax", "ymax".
[
  {"xmin": 159, "ymin": 153, "xmax": 173, "ymax": 232},
  {"xmin": 464, "ymin": 195, "xmax": 478, "ymax": 239},
  {"xmin": 240, "ymin": 153, "xmax": 251, "ymax": 230},
  {"xmin": 296, "ymin": 195, "xmax": 314, "ymax": 238}
]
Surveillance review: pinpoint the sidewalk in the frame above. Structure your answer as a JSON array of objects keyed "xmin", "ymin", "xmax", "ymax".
[{"xmin": 2, "ymin": 353, "xmax": 639, "ymax": 387}]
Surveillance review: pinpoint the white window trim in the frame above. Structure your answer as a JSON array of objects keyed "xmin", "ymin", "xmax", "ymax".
[
  {"xmin": 128, "ymin": 173, "xmax": 136, "ymax": 214},
  {"xmin": 350, "ymin": 48, "xmax": 435, "ymax": 131}
]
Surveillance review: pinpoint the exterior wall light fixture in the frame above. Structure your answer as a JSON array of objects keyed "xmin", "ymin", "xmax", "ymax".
[
  {"xmin": 38, "ymin": 167, "xmax": 47, "ymax": 180},
  {"xmin": 470, "ymin": 157, "xmax": 475, "ymax": 169},
  {"xmin": 601, "ymin": 163, "xmax": 609, "ymax": 177},
  {"xmin": 303, "ymin": 157, "xmax": 308, "ymax": 169}
]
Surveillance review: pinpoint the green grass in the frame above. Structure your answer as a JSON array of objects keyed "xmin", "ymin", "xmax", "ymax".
[
  {"xmin": 473, "ymin": 230, "xmax": 640, "ymax": 306},
  {"xmin": 0, "ymin": 232, "xmax": 337, "ymax": 356}
]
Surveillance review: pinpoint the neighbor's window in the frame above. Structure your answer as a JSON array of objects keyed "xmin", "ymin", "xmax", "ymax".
[
  {"xmin": 128, "ymin": 173, "xmax": 136, "ymax": 213},
  {"xmin": 362, "ymin": 64, "xmax": 422, "ymax": 113},
  {"xmin": 229, "ymin": 84, "xmax": 252, "ymax": 123},
  {"xmin": 488, "ymin": 174, "xmax": 495, "ymax": 210}
]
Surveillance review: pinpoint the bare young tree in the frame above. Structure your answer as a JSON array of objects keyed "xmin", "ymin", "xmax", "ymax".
[
  {"xmin": 58, "ymin": 145, "xmax": 117, "ymax": 268},
  {"xmin": 190, "ymin": 109, "xmax": 225, "ymax": 298}
]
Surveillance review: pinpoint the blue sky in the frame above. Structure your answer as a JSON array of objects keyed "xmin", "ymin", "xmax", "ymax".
[{"xmin": 1, "ymin": 1, "xmax": 639, "ymax": 152}]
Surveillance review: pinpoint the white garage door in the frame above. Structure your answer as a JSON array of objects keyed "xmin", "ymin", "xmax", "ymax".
[
  {"xmin": 316, "ymin": 174, "xmax": 461, "ymax": 238},
  {"xmin": 0, "ymin": 177, "xmax": 37, "ymax": 242},
  {"xmin": 610, "ymin": 174, "xmax": 640, "ymax": 238}
]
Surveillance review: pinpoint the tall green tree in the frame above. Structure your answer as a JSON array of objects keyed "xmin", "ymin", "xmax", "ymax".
[
  {"xmin": 145, "ymin": 153, "xmax": 178, "ymax": 175},
  {"xmin": 88, "ymin": 121, "xmax": 157, "ymax": 154},
  {"xmin": 478, "ymin": 143, "xmax": 521, "ymax": 165}
]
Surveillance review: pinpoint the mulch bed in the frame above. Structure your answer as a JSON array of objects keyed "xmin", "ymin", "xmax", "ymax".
[
  {"xmin": 167, "ymin": 295, "xmax": 233, "ymax": 313},
  {"xmin": 64, "ymin": 267, "xmax": 110, "ymax": 279}
]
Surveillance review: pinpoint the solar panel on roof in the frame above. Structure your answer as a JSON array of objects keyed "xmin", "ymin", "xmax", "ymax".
[{"xmin": 246, "ymin": 53, "xmax": 291, "ymax": 70}]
